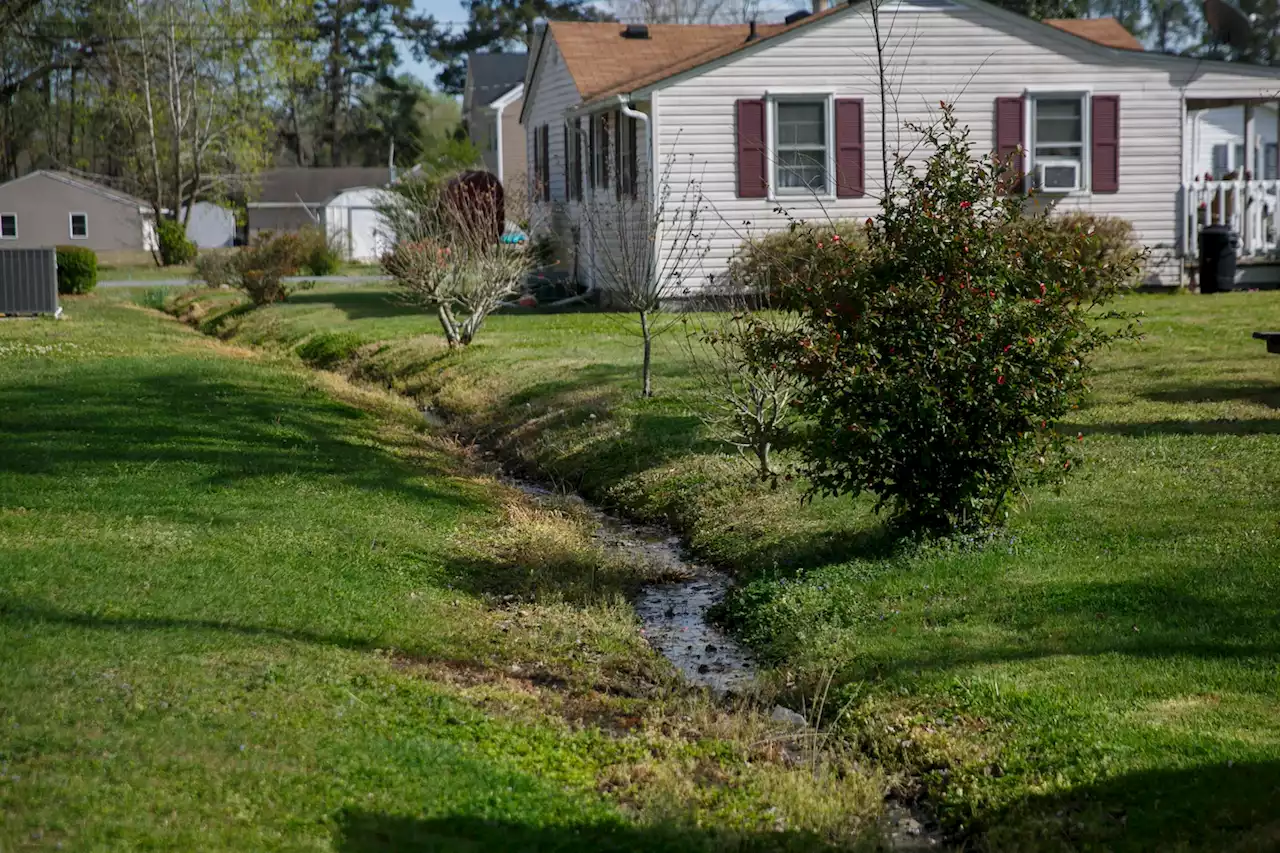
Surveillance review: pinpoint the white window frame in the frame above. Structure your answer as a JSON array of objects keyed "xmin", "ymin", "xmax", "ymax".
[
  {"xmin": 69, "ymin": 211, "xmax": 89, "ymax": 240},
  {"xmin": 767, "ymin": 93, "xmax": 836, "ymax": 201},
  {"xmin": 1026, "ymin": 90, "xmax": 1091, "ymax": 196},
  {"xmin": 0, "ymin": 213, "xmax": 16, "ymax": 240}
]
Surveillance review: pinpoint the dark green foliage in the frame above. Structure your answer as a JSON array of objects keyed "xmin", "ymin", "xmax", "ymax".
[
  {"xmin": 725, "ymin": 220, "xmax": 866, "ymax": 295},
  {"xmin": 233, "ymin": 232, "xmax": 303, "ymax": 305},
  {"xmin": 299, "ymin": 225, "xmax": 342, "ymax": 276},
  {"xmin": 758, "ymin": 105, "xmax": 1140, "ymax": 534},
  {"xmin": 430, "ymin": 0, "xmax": 613, "ymax": 94},
  {"xmin": 156, "ymin": 217, "xmax": 197, "ymax": 266},
  {"xmin": 295, "ymin": 331, "xmax": 366, "ymax": 368},
  {"xmin": 54, "ymin": 245, "xmax": 97, "ymax": 294}
]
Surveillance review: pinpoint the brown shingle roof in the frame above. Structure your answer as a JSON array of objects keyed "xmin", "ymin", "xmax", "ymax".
[
  {"xmin": 253, "ymin": 167, "xmax": 391, "ymax": 204},
  {"xmin": 551, "ymin": 10, "xmax": 1146, "ymax": 108},
  {"xmin": 1044, "ymin": 17, "xmax": 1143, "ymax": 51},
  {"xmin": 550, "ymin": 20, "xmax": 790, "ymax": 103}
]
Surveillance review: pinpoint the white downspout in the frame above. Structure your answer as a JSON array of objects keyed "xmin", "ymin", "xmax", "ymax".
[
  {"xmin": 616, "ymin": 95, "xmax": 658, "ymax": 288},
  {"xmin": 494, "ymin": 102, "xmax": 507, "ymax": 184}
]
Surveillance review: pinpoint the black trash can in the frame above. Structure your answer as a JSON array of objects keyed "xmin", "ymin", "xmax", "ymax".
[{"xmin": 1199, "ymin": 225, "xmax": 1238, "ymax": 294}]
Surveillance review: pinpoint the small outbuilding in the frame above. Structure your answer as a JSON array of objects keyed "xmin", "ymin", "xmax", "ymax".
[
  {"xmin": 183, "ymin": 201, "xmax": 237, "ymax": 249},
  {"xmin": 247, "ymin": 168, "xmax": 393, "ymax": 262}
]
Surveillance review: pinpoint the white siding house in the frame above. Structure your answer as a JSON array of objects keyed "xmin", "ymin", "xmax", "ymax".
[{"xmin": 524, "ymin": 1, "xmax": 1280, "ymax": 293}]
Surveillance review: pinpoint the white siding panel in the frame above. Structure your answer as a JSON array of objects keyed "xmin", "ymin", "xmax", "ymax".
[
  {"xmin": 653, "ymin": 4, "xmax": 1278, "ymax": 289},
  {"xmin": 524, "ymin": 35, "xmax": 580, "ymax": 207}
]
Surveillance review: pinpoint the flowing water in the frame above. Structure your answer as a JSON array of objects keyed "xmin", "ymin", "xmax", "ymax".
[{"xmin": 507, "ymin": 478, "xmax": 758, "ymax": 695}]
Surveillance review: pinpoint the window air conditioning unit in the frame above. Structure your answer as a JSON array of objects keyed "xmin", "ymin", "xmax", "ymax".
[{"xmin": 1036, "ymin": 160, "xmax": 1080, "ymax": 193}]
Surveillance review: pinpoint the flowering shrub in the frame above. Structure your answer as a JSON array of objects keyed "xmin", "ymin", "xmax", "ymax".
[
  {"xmin": 725, "ymin": 220, "xmax": 866, "ymax": 296},
  {"xmin": 756, "ymin": 105, "xmax": 1139, "ymax": 534}
]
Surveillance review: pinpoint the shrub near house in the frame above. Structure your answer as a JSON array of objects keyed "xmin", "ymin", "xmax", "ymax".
[
  {"xmin": 756, "ymin": 106, "xmax": 1139, "ymax": 534},
  {"xmin": 55, "ymin": 245, "xmax": 98, "ymax": 294}
]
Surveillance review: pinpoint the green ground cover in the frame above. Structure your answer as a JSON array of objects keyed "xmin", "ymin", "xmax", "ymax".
[
  {"xmin": 0, "ymin": 294, "xmax": 885, "ymax": 851},
  {"xmin": 172, "ymin": 283, "xmax": 1280, "ymax": 851}
]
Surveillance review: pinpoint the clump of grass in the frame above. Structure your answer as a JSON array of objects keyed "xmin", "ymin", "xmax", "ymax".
[{"xmin": 295, "ymin": 330, "xmax": 367, "ymax": 369}]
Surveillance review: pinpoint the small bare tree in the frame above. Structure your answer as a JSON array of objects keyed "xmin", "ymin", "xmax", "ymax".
[
  {"xmin": 381, "ymin": 174, "xmax": 537, "ymax": 347},
  {"xmin": 681, "ymin": 306, "xmax": 801, "ymax": 485},
  {"xmin": 578, "ymin": 140, "xmax": 711, "ymax": 398}
]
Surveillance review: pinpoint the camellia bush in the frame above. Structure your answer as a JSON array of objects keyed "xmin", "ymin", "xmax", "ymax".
[{"xmin": 757, "ymin": 105, "xmax": 1140, "ymax": 534}]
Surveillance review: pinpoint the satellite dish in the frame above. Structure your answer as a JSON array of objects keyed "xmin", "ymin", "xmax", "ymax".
[{"xmin": 1204, "ymin": 0, "xmax": 1253, "ymax": 48}]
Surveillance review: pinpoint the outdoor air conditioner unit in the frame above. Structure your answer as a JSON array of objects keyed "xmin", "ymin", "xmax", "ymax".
[{"xmin": 1036, "ymin": 160, "xmax": 1081, "ymax": 193}]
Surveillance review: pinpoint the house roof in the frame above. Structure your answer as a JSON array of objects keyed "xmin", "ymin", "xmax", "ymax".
[
  {"xmin": 0, "ymin": 170, "xmax": 150, "ymax": 209},
  {"xmin": 467, "ymin": 52, "xmax": 529, "ymax": 106},
  {"xmin": 551, "ymin": 8, "xmax": 1144, "ymax": 108},
  {"xmin": 252, "ymin": 167, "xmax": 391, "ymax": 205},
  {"xmin": 1044, "ymin": 17, "xmax": 1143, "ymax": 51},
  {"xmin": 551, "ymin": 20, "xmax": 790, "ymax": 104}
]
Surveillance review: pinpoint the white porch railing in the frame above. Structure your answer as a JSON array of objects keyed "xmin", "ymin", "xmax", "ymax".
[{"xmin": 1183, "ymin": 179, "xmax": 1280, "ymax": 259}]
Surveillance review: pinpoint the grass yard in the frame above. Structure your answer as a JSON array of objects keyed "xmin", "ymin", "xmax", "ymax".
[
  {"xmin": 96, "ymin": 259, "xmax": 383, "ymax": 282},
  {"xmin": 175, "ymin": 283, "xmax": 1280, "ymax": 851},
  {"xmin": 0, "ymin": 295, "xmax": 888, "ymax": 851}
]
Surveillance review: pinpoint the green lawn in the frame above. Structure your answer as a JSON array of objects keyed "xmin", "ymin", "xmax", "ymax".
[
  {"xmin": 97, "ymin": 259, "xmax": 383, "ymax": 281},
  {"xmin": 0, "ymin": 295, "xmax": 886, "ymax": 851},
  {"xmin": 177, "ymin": 284, "xmax": 1280, "ymax": 851}
]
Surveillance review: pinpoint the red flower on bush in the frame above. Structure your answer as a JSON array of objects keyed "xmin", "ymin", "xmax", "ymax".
[{"xmin": 960, "ymin": 201, "xmax": 972, "ymax": 210}]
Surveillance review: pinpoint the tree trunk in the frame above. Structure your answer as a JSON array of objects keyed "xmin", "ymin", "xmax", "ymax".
[
  {"xmin": 325, "ymin": 1, "xmax": 345, "ymax": 167},
  {"xmin": 640, "ymin": 309, "xmax": 653, "ymax": 398}
]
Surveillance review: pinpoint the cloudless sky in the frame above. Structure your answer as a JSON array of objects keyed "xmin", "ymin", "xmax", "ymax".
[{"xmin": 400, "ymin": 0, "xmax": 472, "ymax": 88}]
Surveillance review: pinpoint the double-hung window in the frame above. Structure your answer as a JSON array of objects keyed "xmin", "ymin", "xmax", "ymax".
[
  {"xmin": 774, "ymin": 100, "xmax": 829, "ymax": 195},
  {"xmin": 69, "ymin": 212, "xmax": 88, "ymax": 239},
  {"xmin": 0, "ymin": 213, "xmax": 16, "ymax": 239},
  {"xmin": 1029, "ymin": 95, "xmax": 1086, "ymax": 193}
]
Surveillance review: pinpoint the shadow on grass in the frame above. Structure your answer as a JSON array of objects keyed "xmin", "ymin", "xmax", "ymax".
[
  {"xmin": 287, "ymin": 288, "xmax": 417, "ymax": 321},
  {"xmin": 841, "ymin": 575, "xmax": 1280, "ymax": 684},
  {"xmin": 1144, "ymin": 380, "xmax": 1280, "ymax": 409},
  {"xmin": 0, "ymin": 361, "xmax": 483, "ymax": 518},
  {"xmin": 991, "ymin": 759, "xmax": 1280, "ymax": 852},
  {"xmin": 1068, "ymin": 418, "xmax": 1280, "ymax": 436},
  {"xmin": 0, "ymin": 598, "xmax": 375, "ymax": 653},
  {"xmin": 336, "ymin": 811, "xmax": 863, "ymax": 853}
]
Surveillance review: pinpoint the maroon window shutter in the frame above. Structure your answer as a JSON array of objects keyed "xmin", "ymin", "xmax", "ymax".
[
  {"xmin": 614, "ymin": 110, "xmax": 623, "ymax": 200},
  {"xmin": 574, "ymin": 118, "xmax": 583, "ymax": 199},
  {"xmin": 835, "ymin": 98, "xmax": 865, "ymax": 198},
  {"xmin": 531, "ymin": 129, "xmax": 540, "ymax": 199},
  {"xmin": 541, "ymin": 125, "xmax": 550, "ymax": 202},
  {"xmin": 628, "ymin": 114, "xmax": 639, "ymax": 198},
  {"xmin": 736, "ymin": 99, "xmax": 767, "ymax": 199},
  {"xmin": 1091, "ymin": 95, "xmax": 1120, "ymax": 193},
  {"xmin": 994, "ymin": 97, "xmax": 1024, "ymax": 194}
]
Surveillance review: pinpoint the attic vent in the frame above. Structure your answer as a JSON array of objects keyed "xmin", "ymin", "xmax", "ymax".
[
  {"xmin": 622, "ymin": 23, "xmax": 650, "ymax": 38},
  {"xmin": 783, "ymin": 9, "xmax": 810, "ymax": 24}
]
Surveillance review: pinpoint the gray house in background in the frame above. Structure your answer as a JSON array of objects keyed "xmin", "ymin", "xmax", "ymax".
[
  {"xmin": 463, "ymin": 53, "xmax": 527, "ymax": 204},
  {"xmin": 0, "ymin": 171, "xmax": 156, "ymax": 259},
  {"xmin": 246, "ymin": 167, "xmax": 390, "ymax": 238}
]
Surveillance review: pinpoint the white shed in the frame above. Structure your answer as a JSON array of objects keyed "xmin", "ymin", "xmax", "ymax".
[
  {"xmin": 324, "ymin": 187, "xmax": 393, "ymax": 263},
  {"xmin": 183, "ymin": 201, "xmax": 237, "ymax": 249}
]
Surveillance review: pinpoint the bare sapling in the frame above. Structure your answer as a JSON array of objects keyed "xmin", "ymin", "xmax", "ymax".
[
  {"xmin": 579, "ymin": 140, "xmax": 711, "ymax": 397},
  {"xmin": 681, "ymin": 303, "xmax": 801, "ymax": 486}
]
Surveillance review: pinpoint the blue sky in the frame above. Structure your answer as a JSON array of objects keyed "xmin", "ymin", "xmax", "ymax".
[{"xmin": 400, "ymin": 0, "xmax": 473, "ymax": 87}]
